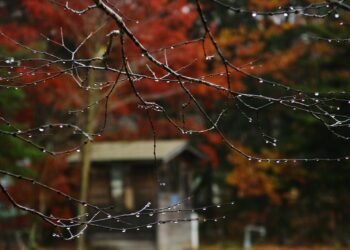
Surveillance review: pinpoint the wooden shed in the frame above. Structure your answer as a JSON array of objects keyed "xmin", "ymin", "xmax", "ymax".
[{"xmin": 68, "ymin": 140, "xmax": 203, "ymax": 250}]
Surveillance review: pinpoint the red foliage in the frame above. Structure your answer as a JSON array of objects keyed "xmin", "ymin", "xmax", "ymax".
[{"xmin": 198, "ymin": 144, "xmax": 219, "ymax": 168}]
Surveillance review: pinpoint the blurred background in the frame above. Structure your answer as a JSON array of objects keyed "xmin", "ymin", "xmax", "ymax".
[{"xmin": 0, "ymin": 0, "xmax": 350, "ymax": 249}]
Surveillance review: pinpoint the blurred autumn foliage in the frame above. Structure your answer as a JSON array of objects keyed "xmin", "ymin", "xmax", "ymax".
[
  {"xmin": 207, "ymin": 0, "xmax": 350, "ymax": 246},
  {"xmin": 1, "ymin": 0, "xmax": 350, "ymax": 248}
]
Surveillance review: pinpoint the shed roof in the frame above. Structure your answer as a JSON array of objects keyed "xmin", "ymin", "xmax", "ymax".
[{"xmin": 67, "ymin": 140, "xmax": 200, "ymax": 163}]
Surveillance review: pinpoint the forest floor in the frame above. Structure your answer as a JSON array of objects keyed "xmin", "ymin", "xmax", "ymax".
[
  {"xmin": 201, "ymin": 246, "xmax": 350, "ymax": 250},
  {"xmin": 1, "ymin": 244, "xmax": 349, "ymax": 250},
  {"xmin": 35, "ymin": 245, "xmax": 350, "ymax": 250}
]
